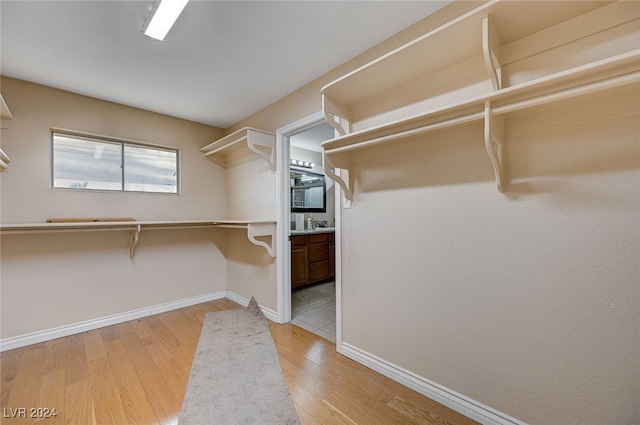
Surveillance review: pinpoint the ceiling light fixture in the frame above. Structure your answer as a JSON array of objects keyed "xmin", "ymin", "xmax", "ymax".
[
  {"xmin": 290, "ymin": 159, "xmax": 314, "ymax": 169},
  {"xmin": 143, "ymin": 0, "xmax": 189, "ymax": 41}
]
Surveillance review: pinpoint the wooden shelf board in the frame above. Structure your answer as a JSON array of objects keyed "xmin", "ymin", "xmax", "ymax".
[
  {"xmin": 1, "ymin": 219, "xmax": 277, "ymax": 258},
  {"xmin": 0, "ymin": 219, "xmax": 273, "ymax": 232},
  {"xmin": 322, "ymin": 50, "xmax": 640, "ymax": 155},
  {"xmin": 321, "ymin": 0, "xmax": 610, "ymax": 106},
  {"xmin": 200, "ymin": 127, "xmax": 276, "ymax": 170}
]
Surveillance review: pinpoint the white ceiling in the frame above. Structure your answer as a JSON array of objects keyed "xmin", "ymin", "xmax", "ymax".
[
  {"xmin": 0, "ymin": 0, "xmax": 449, "ymax": 129},
  {"xmin": 290, "ymin": 120, "xmax": 335, "ymax": 152}
]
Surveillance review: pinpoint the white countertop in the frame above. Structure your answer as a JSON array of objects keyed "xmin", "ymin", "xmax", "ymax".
[{"xmin": 291, "ymin": 227, "xmax": 335, "ymax": 235}]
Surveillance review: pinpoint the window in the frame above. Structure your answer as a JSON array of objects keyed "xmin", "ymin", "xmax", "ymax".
[{"xmin": 52, "ymin": 131, "xmax": 178, "ymax": 193}]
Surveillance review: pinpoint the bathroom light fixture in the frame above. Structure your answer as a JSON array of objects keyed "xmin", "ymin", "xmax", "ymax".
[
  {"xmin": 143, "ymin": 0, "xmax": 189, "ymax": 41},
  {"xmin": 290, "ymin": 158, "xmax": 314, "ymax": 169}
]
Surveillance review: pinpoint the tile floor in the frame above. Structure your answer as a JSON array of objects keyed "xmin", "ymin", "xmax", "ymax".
[{"xmin": 291, "ymin": 280, "xmax": 336, "ymax": 342}]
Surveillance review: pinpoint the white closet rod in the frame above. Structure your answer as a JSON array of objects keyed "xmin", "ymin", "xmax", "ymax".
[
  {"xmin": 326, "ymin": 112, "xmax": 484, "ymax": 155},
  {"xmin": 492, "ymin": 71, "xmax": 640, "ymax": 116}
]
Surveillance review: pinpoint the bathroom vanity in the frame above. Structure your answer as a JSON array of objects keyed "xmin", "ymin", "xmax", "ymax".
[{"xmin": 290, "ymin": 229, "xmax": 335, "ymax": 288}]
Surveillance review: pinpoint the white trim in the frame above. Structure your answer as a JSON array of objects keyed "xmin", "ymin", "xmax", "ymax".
[
  {"xmin": 275, "ymin": 111, "xmax": 327, "ymax": 324},
  {"xmin": 333, "ymin": 168, "xmax": 343, "ymax": 347},
  {"xmin": 338, "ymin": 342, "xmax": 528, "ymax": 425},
  {"xmin": 225, "ymin": 291, "xmax": 278, "ymax": 322},
  {"xmin": 0, "ymin": 291, "xmax": 227, "ymax": 352},
  {"xmin": 275, "ymin": 126, "xmax": 292, "ymax": 323}
]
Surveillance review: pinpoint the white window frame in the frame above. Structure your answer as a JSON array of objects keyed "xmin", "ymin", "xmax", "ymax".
[{"xmin": 51, "ymin": 129, "xmax": 180, "ymax": 194}]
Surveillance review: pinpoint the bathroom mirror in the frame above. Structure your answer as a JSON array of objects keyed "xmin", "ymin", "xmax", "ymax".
[{"xmin": 291, "ymin": 168, "xmax": 326, "ymax": 212}]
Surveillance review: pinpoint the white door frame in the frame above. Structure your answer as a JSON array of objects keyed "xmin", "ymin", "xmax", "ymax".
[{"xmin": 276, "ymin": 112, "xmax": 342, "ymax": 347}]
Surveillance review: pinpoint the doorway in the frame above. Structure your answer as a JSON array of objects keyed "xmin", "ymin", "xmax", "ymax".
[{"xmin": 276, "ymin": 112, "xmax": 342, "ymax": 344}]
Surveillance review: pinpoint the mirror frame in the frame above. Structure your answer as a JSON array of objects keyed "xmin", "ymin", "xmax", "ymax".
[{"xmin": 290, "ymin": 168, "xmax": 326, "ymax": 213}]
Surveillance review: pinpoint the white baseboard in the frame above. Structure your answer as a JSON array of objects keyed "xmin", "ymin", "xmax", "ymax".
[
  {"xmin": 226, "ymin": 291, "xmax": 278, "ymax": 322},
  {"xmin": 338, "ymin": 342, "xmax": 527, "ymax": 425},
  {"xmin": 0, "ymin": 291, "xmax": 227, "ymax": 352}
]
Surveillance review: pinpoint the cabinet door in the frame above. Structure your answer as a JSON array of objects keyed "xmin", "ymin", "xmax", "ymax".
[
  {"xmin": 309, "ymin": 241, "xmax": 328, "ymax": 262},
  {"xmin": 309, "ymin": 261, "xmax": 329, "ymax": 283},
  {"xmin": 308, "ymin": 233, "xmax": 328, "ymax": 244},
  {"xmin": 291, "ymin": 242, "xmax": 308, "ymax": 288},
  {"xmin": 329, "ymin": 241, "xmax": 335, "ymax": 278}
]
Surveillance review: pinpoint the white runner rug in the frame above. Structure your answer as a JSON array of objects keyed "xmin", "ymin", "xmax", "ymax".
[{"xmin": 179, "ymin": 298, "xmax": 300, "ymax": 425}]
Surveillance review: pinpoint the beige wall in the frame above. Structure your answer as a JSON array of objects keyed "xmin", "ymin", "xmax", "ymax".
[
  {"xmin": 226, "ymin": 230, "xmax": 277, "ymax": 312},
  {"xmin": 225, "ymin": 157, "xmax": 278, "ymax": 312},
  {"xmin": 1, "ymin": 228, "xmax": 228, "ymax": 338},
  {"xmin": 223, "ymin": 2, "xmax": 639, "ymax": 425},
  {"xmin": 221, "ymin": 1, "xmax": 485, "ymax": 320},
  {"xmin": 341, "ymin": 90, "xmax": 639, "ymax": 425},
  {"xmin": 0, "ymin": 77, "xmax": 226, "ymax": 223},
  {"xmin": 2, "ymin": 1, "xmax": 638, "ymax": 424},
  {"xmin": 0, "ymin": 77, "xmax": 228, "ymax": 339},
  {"xmin": 226, "ymin": 159, "xmax": 276, "ymax": 221},
  {"xmin": 227, "ymin": 1, "xmax": 483, "ymax": 135}
]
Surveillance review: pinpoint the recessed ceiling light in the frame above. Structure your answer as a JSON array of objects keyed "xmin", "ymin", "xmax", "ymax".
[{"xmin": 143, "ymin": 0, "xmax": 189, "ymax": 41}]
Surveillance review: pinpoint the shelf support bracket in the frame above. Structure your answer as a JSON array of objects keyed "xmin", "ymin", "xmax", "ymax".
[
  {"xmin": 129, "ymin": 224, "xmax": 141, "ymax": 259},
  {"xmin": 247, "ymin": 222, "xmax": 276, "ymax": 257},
  {"xmin": 482, "ymin": 15, "xmax": 502, "ymax": 91},
  {"xmin": 1, "ymin": 94, "xmax": 13, "ymax": 130},
  {"xmin": 484, "ymin": 102, "xmax": 505, "ymax": 192},
  {"xmin": 322, "ymin": 93, "xmax": 350, "ymax": 136},
  {"xmin": 323, "ymin": 151, "xmax": 353, "ymax": 202},
  {"xmin": 0, "ymin": 149, "xmax": 11, "ymax": 172},
  {"xmin": 246, "ymin": 130, "xmax": 276, "ymax": 171}
]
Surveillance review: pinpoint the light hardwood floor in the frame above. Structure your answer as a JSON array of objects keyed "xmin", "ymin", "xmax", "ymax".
[{"xmin": 1, "ymin": 299, "xmax": 478, "ymax": 425}]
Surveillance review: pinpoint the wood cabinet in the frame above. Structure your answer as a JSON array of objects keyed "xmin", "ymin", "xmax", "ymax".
[
  {"xmin": 291, "ymin": 231, "xmax": 335, "ymax": 288},
  {"xmin": 328, "ymin": 232, "xmax": 335, "ymax": 278},
  {"xmin": 308, "ymin": 233, "xmax": 329, "ymax": 283},
  {"xmin": 291, "ymin": 235, "xmax": 309, "ymax": 287}
]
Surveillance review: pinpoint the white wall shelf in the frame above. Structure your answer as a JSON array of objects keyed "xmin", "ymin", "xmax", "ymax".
[
  {"xmin": 200, "ymin": 127, "xmax": 276, "ymax": 170},
  {"xmin": 320, "ymin": 0, "xmax": 640, "ymax": 199},
  {"xmin": 0, "ymin": 219, "xmax": 277, "ymax": 259},
  {"xmin": 1, "ymin": 93, "xmax": 14, "ymax": 172}
]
